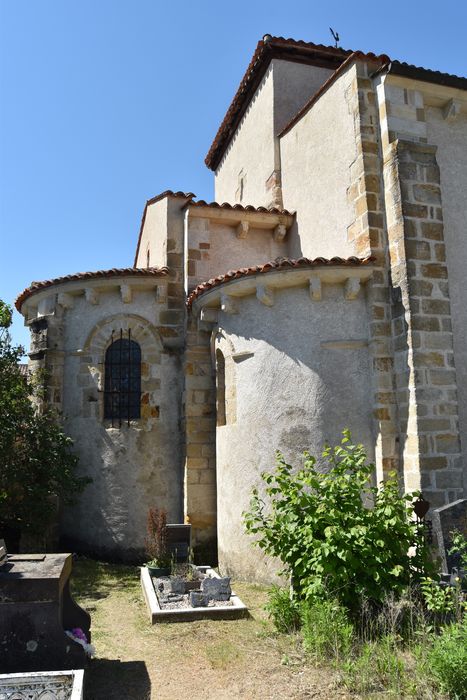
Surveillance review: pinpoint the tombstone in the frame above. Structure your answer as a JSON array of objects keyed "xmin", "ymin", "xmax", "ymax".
[
  {"xmin": 165, "ymin": 524, "xmax": 191, "ymax": 562},
  {"xmin": 201, "ymin": 576, "xmax": 231, "ymax": 601},
  {"xmin": 431, "ymin": 499, "xmax": 467, "ymax": 573},
  {"xmin": 189, "ymin": 591, "xmax": 210, "ymax": 607},
  {"xmin": 0, "ymin": 551, "xmax": 91, "ymax": 673}
]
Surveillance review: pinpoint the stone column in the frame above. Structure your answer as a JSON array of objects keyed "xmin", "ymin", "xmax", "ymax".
[
  {"xmin": 347, "ymin": 60, "xmax": 400, "ymax": 483},
  {"xmin": 183, "ymin": 317, "xmax": 217, "ymax": 551},
  {"xmin": 383, "ymin": 139, "xmax": 463, "ymax": 507}
]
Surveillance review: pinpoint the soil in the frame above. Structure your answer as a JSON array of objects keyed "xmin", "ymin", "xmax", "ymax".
[{"xmin": 71, "ymin": 558, "xmax": 350, "ymax": 700}]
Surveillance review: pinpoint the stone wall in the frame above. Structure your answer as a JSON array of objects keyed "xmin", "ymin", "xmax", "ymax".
[
  {"xmin": 280, "ymin": 62, "xmax": 358, "ymax": 259},
  {"xmin": 383, "ymin": 140, "xmax": 463, "ymax": 506},
  {"xmin": 212, "ymin": 281, "xmax": 375, "ymax": 581},
  {"xmin": 345, "ymin": 60, "xmax": 400, "ymax": 485},
  {"xmin": 22, "ymin": 275, "xmax": 185, "ymax": 561}
]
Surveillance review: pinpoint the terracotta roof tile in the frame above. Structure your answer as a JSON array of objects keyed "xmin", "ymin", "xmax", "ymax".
[
  {"xmin": 279, "ymin": 51, "xmax": 388, "ymax": 138},
  {"xmin": 386, "ymin": 60, "xmax": 467, "ymax": 91},
  {"xmin": 205, "ymin": 35, "xmax": 467, "ymax": 170},
  {"xmin": 187, "ymin": 255, "xmax": 374, "ymax": 307},
  {"xmin": 187, "ymin": 199, "xmax": 293, "ymax": 216},
  {"xmin": 205, "ymin": 36, "xmax": 353, "ymax": 170},
  {"xmin": 16, "ymin": 267, "xmax": 170, "ymax": 311}
]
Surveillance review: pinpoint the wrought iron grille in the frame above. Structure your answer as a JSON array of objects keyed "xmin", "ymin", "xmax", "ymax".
[{"xmin": 104, "ymin": 329, "xmax": 141, "ymax": 426}]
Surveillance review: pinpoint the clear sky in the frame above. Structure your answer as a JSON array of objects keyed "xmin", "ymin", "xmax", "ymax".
[{"xmin": 1, "ymin": 0, "xmax": 466, "ymax": 350}]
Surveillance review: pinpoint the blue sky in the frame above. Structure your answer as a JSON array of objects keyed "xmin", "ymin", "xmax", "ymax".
[{"xmin": 1, "ymin": 0, "xmax": 466, "ymax": 350}]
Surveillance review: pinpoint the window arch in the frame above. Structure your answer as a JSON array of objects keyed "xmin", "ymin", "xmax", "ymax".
[{"xmin": 104, "ymin": 330, "xmax": 141, "ymax": 425}]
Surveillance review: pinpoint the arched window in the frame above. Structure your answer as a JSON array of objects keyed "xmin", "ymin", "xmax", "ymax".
[{"xmin": 104, "ymin": 330, "xmax": 141, "ymax": 425}]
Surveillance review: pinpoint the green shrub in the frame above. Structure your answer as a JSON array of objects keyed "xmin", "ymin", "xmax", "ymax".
[
  {"xmin": 243, "ymin": 430, "xmax": 434, "ymax": 610},
  {"xmin": 427, "ymin": 617, "xmax": 467, "ymax": 699},
  {"xmin": 301, "ymin": 598, "xmax": 353, "ymax": 663},
  {"xmin": 265, "ymin": 586, "xmax": 301, "ymax": 633}
]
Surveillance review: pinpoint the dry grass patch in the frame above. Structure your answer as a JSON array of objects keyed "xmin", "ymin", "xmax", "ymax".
[{"xmin": 71, "ymin": 558, "xmax": 347, "ymax": 700}]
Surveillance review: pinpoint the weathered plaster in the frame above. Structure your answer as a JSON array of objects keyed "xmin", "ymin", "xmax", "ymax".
[
  {"xmin": 212, "ymin": 282, "xmax": 374, "ymax": 581},
  {"xmin": 280, "ymin": 63, "xmax": 357, "ymax": 258}
]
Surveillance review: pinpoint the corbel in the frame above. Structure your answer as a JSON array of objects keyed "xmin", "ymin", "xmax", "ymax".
[
  {"xmin": 156, "ymin": 284, "xmax": 168, "ymax": 304},
  {"xmin": 442, "ymin": 99, "xmax": 461, "ymax": 122},
  {"xmin": 85, "ymin": 288, "xmax": 99, "ymax": 305},
  {"xmin": 200, "ymin": 308, "xmax": 219, "ymax": 324},
  {"xmin": 120, "ymin": 284, "xmax": 132, "ymax": 304},
  {"xmin": 220, "ymin": 294, "xmax": 238, "ymax": 315},
  {"xmin": 57, "ymin": 292, "xmax": 74, "ymax": 309},
  {"xmin": 256, "ymin": 285, "xmax": 274, "ymax": 307},
  {"xmin": 309, "ymin": 275, "xmax": 322, "ymax": 301},
  {"xmin": 344, "ymin": 277, "xmax": 360, "ymax": 300},
  {"xmin": 236, "ymin": 221, "xmax": 249, "ymax": 239},
  {"xmin": 273, "ymin": 223, "xmax": 287, "ymax": 243}
]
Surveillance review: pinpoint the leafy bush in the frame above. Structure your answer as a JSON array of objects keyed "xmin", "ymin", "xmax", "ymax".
[
  {"xmin": 427, "ymin": 617, "xmax": 467, "ymax": 699},
  {"xmin": 265, "ymin": 586, "xmax": 301, "ymax": 633},
  {"xmin": 301, "ymin": 598, "xmax": 353, "ymax": 663},
  {"xmin": 243, "ymin": 431, "xmax": 433, "ymax": 610},
  {"xmin": 0, "ymin": 300, "xmax": 90, "ymax": 543}
]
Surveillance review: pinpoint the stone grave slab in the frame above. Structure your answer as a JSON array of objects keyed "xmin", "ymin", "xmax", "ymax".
[
  {"xmin": 432, "ymin": 498, "xmax": 467, "ymax": 573},
  {"xmin": 0, "ymin": 553, "xmax": 91, "ymax": 673}
]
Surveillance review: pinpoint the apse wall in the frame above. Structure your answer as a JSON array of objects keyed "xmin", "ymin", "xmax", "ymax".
[{"xmin": 214, "ymin": 282, "xmax": 374, "ymax": 582}]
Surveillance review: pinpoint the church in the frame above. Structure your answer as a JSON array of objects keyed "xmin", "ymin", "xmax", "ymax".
[{"xmin": 16, "ymin": 36, "xmax": 467, "ymax": 581}]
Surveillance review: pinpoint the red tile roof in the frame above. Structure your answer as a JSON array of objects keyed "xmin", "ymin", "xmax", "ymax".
[
  {"xmin": 186, "ymin": 199, "xmax": 293, "ymax": 216},
  {"xmin": 186, "ymin": 256, "xmax": 374, "ymax": 307},
  {"xmin": 387, "ymin": 60, "xmax": 467, "ymax": 91},
  {"xmin": 133, "ymin": 190, "xmax": 293, "ymax": 265},
  {"xmin": 16, "ymin": 267, "xmax": 170, "ymax": 311},
  {"xmin": 205, "ymin": 35, "xmax": 467, "ymax": 170},
  {"xmin": 279, "ymin": 51, "xmax": 387, "ymax": 138}
]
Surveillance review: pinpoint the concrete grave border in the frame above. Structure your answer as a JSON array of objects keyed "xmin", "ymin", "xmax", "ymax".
[
  {"xmin": 0, "ymin": 669, "xmax": 84, "ymax": 700},
  {"xmin": 141, "ymin": 566, "xmax": 248, "ymax": 623}
]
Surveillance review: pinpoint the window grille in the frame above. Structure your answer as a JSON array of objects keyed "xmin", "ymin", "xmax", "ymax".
[{"xmin": 104, "ymin": 329, "xmax": 141, "ymax": 426}]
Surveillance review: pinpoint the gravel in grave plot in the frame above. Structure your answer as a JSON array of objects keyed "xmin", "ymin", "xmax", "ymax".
[{"xmin": 151, "ymin": 576, "xmax": 234, "ymax": 610}]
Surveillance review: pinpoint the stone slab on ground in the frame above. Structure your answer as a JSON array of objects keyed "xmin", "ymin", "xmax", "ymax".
[
  {"xmin": 432, "ymin": 498, "xmax": 467, "ymax": 572},
  {"xmin": 141, "ymin": 566, "xmax": 248, "ymax": 623},
  {"xmin": 0, "ymin": 669, "xmax": 84, "ymax": 700}
]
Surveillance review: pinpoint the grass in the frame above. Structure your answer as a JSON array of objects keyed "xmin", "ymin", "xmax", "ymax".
[{"xmin": 70, "ymin": 558, "xmax": 343, "ymax": 700}]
